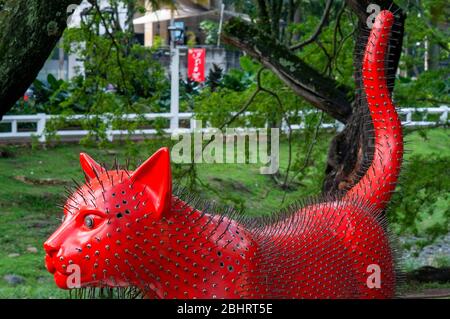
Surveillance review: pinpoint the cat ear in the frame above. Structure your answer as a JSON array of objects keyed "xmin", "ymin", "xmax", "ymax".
[
  {"xmin": 80, "ymin": 153, "xmax": 104, "ymax": 181},
  {"xmin": 131, "ymin": 147, "xmax": 172, "ymax": 217}
]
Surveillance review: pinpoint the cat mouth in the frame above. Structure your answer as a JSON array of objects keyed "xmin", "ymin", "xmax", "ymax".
[
  {"xmin": 45, "ymin": 254, "xmax": 57, "ymax": 274},
  {"xmin": 53, "ymin": 271, "xmax": 71, "ymax": 289},
  {"xmin": 44, "ymin": 254, "xmax": 70, "ymax": 289}
]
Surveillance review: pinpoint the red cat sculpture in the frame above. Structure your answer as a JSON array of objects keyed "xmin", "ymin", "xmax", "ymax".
[{"xmin": 44, "ymin": 10, "xmax": 402, "ymax": 299}]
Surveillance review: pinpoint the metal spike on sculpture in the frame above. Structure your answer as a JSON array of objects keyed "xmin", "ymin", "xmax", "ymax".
[{"xmin": 44, "ymin": 11, "xmax": 403, "ymax": 299}]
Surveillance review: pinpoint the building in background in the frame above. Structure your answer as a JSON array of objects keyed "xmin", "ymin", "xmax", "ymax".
[
  {"xmin": 38, "ymin": 0, "xmax": 129, "ymax": 81},
  {"xmin": 38, "ymin": 0, "xmax": 242, "ymax": 83},
  {"xmin": 134, "ymin": 0, "xmax": 243, "ymax": 80},
  {"xmin": 134, "ymin": 0, "xmax": 221, "ymax": 47}
]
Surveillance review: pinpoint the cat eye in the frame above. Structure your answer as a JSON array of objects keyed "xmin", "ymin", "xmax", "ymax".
[
  {"xmin": 84, "ymin": 216, "xmax": 94, "ymax": 229},
  {"xmin": 80, "ymin": 210, "xmax": 106, "ymax": 230}
]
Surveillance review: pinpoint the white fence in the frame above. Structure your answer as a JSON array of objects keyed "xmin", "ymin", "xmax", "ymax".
[{"xmin": 0, "ymin": 106, "xmax": 448, "ymax": 143}]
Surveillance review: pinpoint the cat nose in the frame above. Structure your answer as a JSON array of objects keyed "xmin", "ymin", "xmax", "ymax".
[
  {"xmin": 43, "ymin": 241, "xmax": 59, "ymax": 274},
  {"xmin": 44, "ymin": 223, "xmax": 69, "ymax": 256},
  {"xmin": 44, "ymin": 240, "xmax": 59, "ymax": 258}
]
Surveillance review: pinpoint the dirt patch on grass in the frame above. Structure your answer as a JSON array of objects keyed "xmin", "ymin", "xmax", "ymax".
[
  {"xmin": 4, "ymin": 193, "xmax": 65, "ymax": 215},
  {"xmin": 0, "ymin": 148, "xmax": 15, "ymax": 158},
  {"xmin": 209, "ymin": 177, "xmax": 253, "ymax": 194},
  {"xmin": 14, "ymin": 175, "xmax": 71, "ymax": 186}
]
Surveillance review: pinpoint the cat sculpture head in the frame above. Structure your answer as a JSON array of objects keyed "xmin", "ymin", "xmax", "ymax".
[{"xmin": 44, "ymin": 148, "xmax": 172, "ymax": 290}]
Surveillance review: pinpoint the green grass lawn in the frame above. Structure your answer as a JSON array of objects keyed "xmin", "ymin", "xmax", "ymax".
[{"xmin": 0, "ymin": 128, "xmax": 448, "ymax": 298}]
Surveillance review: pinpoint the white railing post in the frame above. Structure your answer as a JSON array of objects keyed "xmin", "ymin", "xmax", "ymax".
[
  {"xmin": 190, "ymin": 118, "xmax": 197, "ymax": 133},
  {"xmin": 440, "ymin": 105, "xmax": 448, "ymax": 124},
  {"xmin": 11, "ymin": 119, "xmax": 18, "ymax": 134},
  {"xmin": 169, "ymin": 46, "xmax": 180, "ymax": 133},
  {"xmin": 281, "ymin": 118, "xmax": 289, "ymax": 134},
  {"xmin": 336, "ymin": 120, "xmax": 345, "ymax": 132},
  {"xmin": 105, "ymin": 116, "xmax": 114, "ymax": 142},
  {"xmin": 406, "ymin": 110, "xmax": 412, "ymax": 122},
  {"xmin": 37, "ymin": 113, "xmax": 46, "ymax": 143}
]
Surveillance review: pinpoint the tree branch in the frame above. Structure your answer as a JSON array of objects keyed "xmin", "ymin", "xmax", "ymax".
[
  {"xmin": 222, "ymin": 18, "xmax": 353, "ymax": 123},
  {"xmin": 322, "ymin": 0, "xmax": 406, "ymax": 194},
  {"xmin": 290, "ymin": 0, "xmax": 334, "ymax": 50}
]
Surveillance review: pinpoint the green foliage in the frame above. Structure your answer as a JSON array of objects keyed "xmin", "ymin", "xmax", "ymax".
[
  {"xmin": 32, "ymin": 74, "xmax": 69, "ymax": 112},
  {"xmin": 43, "ymin": 2, "xmax": 169, "ymax": 143},
  {"xmin": 390, "ymin": 154, "xmax": 449, "ymax": 240},
  {"xmin": 206, "ymin": 63, "xmax": 224, "ymax": 92},
  {"xmin": 62, "ymin": 27, "xmax": 167, "ymax": 114},
  {"xmin": 394, "ymin": 67, "xmax": 450, "ymax": 107},
  {"xmin": 216, "ymin": 56, "xmax": 259, "ymax": 92},
  {"xmin": 7, "ymin": 74, "xmax": 68, "ymax": 115},
  {"xmin": 179, "ymin": 78, "xmax": 201, "ymax": 111},
  {"xmin": 192, "ymin": 55, "xmax": 338, "ymax": 193},
  {"xmin": 290, "ymin": 10, "xmax": 355, "ymax": 88},
  {"xmin": 199, "ymin": 20, "xmax": 219, "ymax": 45},
  {"xmin": 6, "ymin": 1, "xmax": 171, "ymax": 147},
  {"xmin": 232, "ymin": 0, "xmax": 448, "ymax": 108},
  {"xmin": 194, "ymin": 87, "xmax": 250, "ymax": 126}
]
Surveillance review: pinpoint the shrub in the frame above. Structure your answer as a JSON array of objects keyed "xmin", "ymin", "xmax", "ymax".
[{"xmin": 389, "ymin": 154, "xmax": 450, "ymax": 240}]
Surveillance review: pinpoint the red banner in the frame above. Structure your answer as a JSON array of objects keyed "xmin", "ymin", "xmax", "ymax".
[{"xmin": 187, "ymin": 48, "xmax": 206, "ymax": 83}]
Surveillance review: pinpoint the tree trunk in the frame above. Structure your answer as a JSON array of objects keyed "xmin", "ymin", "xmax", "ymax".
[
  {"xmin": 0, "ymin": 0, "xmax": 82, "ymax": 119},
  {"xmin": 323, "ymin": 0, "xmax": 405, "ymax": 194}
]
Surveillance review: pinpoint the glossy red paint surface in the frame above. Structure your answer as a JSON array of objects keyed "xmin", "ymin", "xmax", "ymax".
[{"xmin": 346, "ymin": 10, "xmax": 403, "ymax": 211}]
